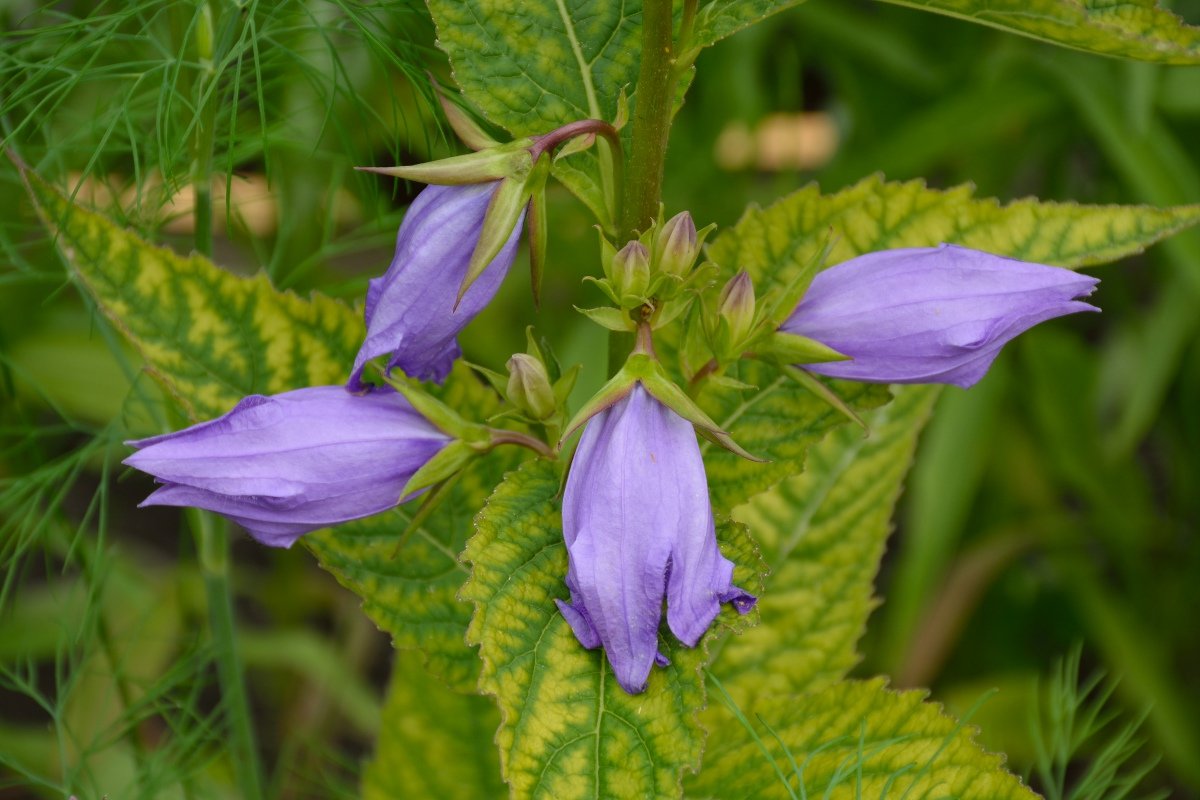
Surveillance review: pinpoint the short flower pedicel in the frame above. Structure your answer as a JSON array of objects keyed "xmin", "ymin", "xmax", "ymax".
[
  {"xmin": 557, "ymin": 385, "xmax": 755, "ymax": 693},
  {"xmin": 125, "ymin": 386, "xmax": 450, "ymax": 547},
  {"xmin": 782, "ymin": 244, "xmax": 1100, "ymax": 388}
]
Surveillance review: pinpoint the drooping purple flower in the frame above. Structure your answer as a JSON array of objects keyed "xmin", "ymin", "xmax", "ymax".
[
  {"xmin": 556, "ymin": 385, "xmax": 756, "ymax": 694},
  {"xmin": 781, "ymin": 244, "xmax": 1100, "ymax": 388},
  {"xmin": 348, "ymin": 182, "xmax": 525, "ymax": 389},
  {"xmin": 125, "ymin": 386, "xmax": 450, "ymax": 547}
]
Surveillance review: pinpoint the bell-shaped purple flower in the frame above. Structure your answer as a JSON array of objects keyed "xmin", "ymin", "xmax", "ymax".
[
  {"xmin": 348, "ymin": 182, "xmax": 525, "ymax": 389},
  {"xmin": 781, "ymin": 244, "xmax": 1100, "ymax": 388},
  {"xmin": 556, "ymin": 385, "xmax": 755, "ymax": 694},
  {"xmin": 124, "ymin": 386, "xmax": 450, "ymax": 547}
]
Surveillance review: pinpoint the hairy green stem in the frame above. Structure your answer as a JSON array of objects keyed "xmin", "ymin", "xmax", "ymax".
[
  {"xmin": 609, "ymin": 0, "xmax": 675, "ymax": 375},
  {"xmin": 619, "ymin": 0, "xmax": 675, "ymax": 241}
]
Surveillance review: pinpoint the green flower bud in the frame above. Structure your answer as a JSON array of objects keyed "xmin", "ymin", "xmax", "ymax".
[
  {"xmin": 506, "ymin": 353, "xmax": 557, "ymax": 420},
  {"xmin": 655, "ymin": 211, "xmax": 699, "ymax": 276},
  {"xmin": 610, "ymin": 241, "xmax": 651, "ymax": 299},
  {"xmin": 719, "ymin": 270, "xmax": 757, "ymax": 345}
]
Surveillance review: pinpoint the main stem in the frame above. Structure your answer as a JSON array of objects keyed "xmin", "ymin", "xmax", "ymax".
[
  {"xmin": 619, "ymin": 0, "xmax": 675, "ymax": 242},
  {"xmin": 610, "ymin": 0, "xmax": 675, "ymax": 375}
]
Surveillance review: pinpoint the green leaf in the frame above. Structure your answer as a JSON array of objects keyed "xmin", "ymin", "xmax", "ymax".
[
  {"xmin": 877, "ymin": 0, "xmax": 1200, "ymax": 64},
  {"xmin": 693, "ymin": 0, "xmax": 810, "ymax": 48},
  {"xmin": 363, "ymin": 654, "xmax": 504, "ymax": 800},
  {"xmin": 691, "ymin": 678, "xmax": 1038, "ymax": 800},
  {"xmin": 707, "ymin": 175, "xmax": 1200, "ymax": 286},
  {"xmin": 712, "ymin": 385, "xmax": 940, "ymax": 703},
  {"xmin": 427, "ymin": 1, "xmax": 639, "ymax": 222},
  {"xmin": 18, "ymin": 164, "xmax": 501, "ymax": 690},
  {"xmin": 463, "ymin": 459, "xmax": 764, "ymax": 799},
  {"xmin": 699, "ymin": 364, "xmax": 890, "ymax": 511}
]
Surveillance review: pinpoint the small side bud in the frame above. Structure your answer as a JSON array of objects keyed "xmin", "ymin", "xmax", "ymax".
[
  {"xmin": 655, "ymin": 211, "xmax": 699, "ymax": 276},
  {"xmin": 506, "ymin": 354, "xmax": 557, "ymax": 420},
  {"xmin": 718, "ymin": 271, "xmax": 757, "ymax": 345},
  {"xmin": 611, "ymin": 241, "xmax": 651, "ymax": 299}
]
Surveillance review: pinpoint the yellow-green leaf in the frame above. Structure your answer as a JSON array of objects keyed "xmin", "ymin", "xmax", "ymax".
[
  {"xmin": 18, "ymin": 164, "xmax": 496, "ymax": 691},
  {"xmin": 708, "ymin": 175, "xmax": 1200, "ymax": 289},
  {"xmin": 693, "ymin": 0, "xmax": 810, "ymax": 48},
  {"xmin": 463, "ymin": 459, "xmax": 764, "ymax": 799},
  {"xmin": 713, "ymin": 385, "xmax": 940, "ymax": 704},
  {"xmin": 878, "ymin": 0, "xmax": 1200, "ymax": 64},
  {"xmin": 363, "ymin": 654, "xmax": 504, "ymax": 800},
  {"xmin": 699, "ymin": 365, "xmax": 890, "ymax": 510},
  {"xmin": 691, "ymin": 679, "xmax": 1038, "ymax": 800},
  {"xmin": 20, "ymin": 165, "xmax": 360, "ymax": 420}
]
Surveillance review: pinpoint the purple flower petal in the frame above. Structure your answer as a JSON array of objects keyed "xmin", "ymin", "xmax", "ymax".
[
  {"xmin": 125, "ymin": 386, "xmax": 449, "ymax": 547},
  {"xmin": 348, "ymin": 183, "xmax": 525, "ymax": 388},
  {"xmin": 781, "ymin": 244, "xmax": 1100, "ymax": 388},
  {"xmin": 558, "ymin": 385, "xmax": 755, "ymax": 694}
]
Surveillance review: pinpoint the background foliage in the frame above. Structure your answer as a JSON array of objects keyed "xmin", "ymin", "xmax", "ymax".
[{"xmin": 2, "ymin": 0, "xmax": 1199, "ymax": 798}]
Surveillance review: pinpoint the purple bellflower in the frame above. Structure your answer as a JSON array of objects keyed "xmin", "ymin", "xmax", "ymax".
[
  {"xmin": 348, "ymin": 183, "xmax": 525, "ymax": 389},
  {"xmin": 556, "ymin": 385, "xmax": 756, "ymax": 694},
  {"xmin": 781, "ymin": 244, "xmax": 1100, "ymax": 388},
  {"xmin": 125, "ymin": 386, "xmax": 450, "ymax": 548}
]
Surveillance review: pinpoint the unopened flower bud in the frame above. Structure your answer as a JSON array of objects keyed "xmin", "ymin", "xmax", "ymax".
[
  {"xmin": 506, "ymin": 353, "xmax": 557, "ymax": 420},
  {"xmin": 718, "ymin": 271, "xmax": 757, "ymax": 345},
  {"xmin": 656, "ymin": 211, "xmax": 699, "ymax": 276},
  {"xmin": 124, "ymin": 387, "xmax": 450, "ymax": 548},
  {"xmin": 782, "ymin": 244, "xmax": 1100, "ymax": 388},
  {"xmin": 611, "ymin": 241, "xmax": 650, "ymax": 298}
]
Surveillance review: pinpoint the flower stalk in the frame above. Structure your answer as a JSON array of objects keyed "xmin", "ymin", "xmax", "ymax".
[{"xmin": 186, "ymin": 9, "xmax": 263, "ymax": 794}]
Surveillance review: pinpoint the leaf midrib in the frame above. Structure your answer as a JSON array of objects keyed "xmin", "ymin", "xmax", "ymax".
[{"xmin": 554, "ymin": 0, "xmax": 602, "ymax": 119}]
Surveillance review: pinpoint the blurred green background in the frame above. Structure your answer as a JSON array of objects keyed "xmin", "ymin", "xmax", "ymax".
[{"xmin": 2, "ymin": 0, "xmax": 1198, "ymax": 797}]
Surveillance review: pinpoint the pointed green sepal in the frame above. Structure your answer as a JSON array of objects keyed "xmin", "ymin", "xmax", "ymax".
[
  {"xmin": 528, "ymin": 190, "xmax": 548, "ymax": 307},
  {"xmin": 465, "ymin": 362, "xmax": 511, "ymax": 397},
  {"xmin": 457, "ymin": 175, "xmax": 531, "ymax": 305},
  {"xmin": 554, "ymin": 132, "xmax": 595, "ymax": 161},
  {"xmin": 637, "ymin": 361, "xmax": 766, "ymax": 462},
  {"xmin": 400, "ymin": 440, "xmax": 480, "ymax": 499},
  {"xmin": 436, "ymin": 91, "xmax": 500, "ymax": 151},
  {"xmin": 558, "ymin": 364, "xmax": 639, "ymax": 445},
  {"xmin": 383, "ymin": 375, "xmax": 490, "ymax": 443},
  {"xmin": 581, "ymin": 275, "xmax": 622, "ymax": 306},
  {"xmin": 759, "ymin": 332, "xmax": 849, "ymax": 365},
  {"xmin": 782, "ymin": 365, "xmax": 868, "ymax": 431},
  {"xmin": 357, "ymin": 144, "xmax": 532, "ymax": 186},
  {"xmin": 575, "ymin": 305, "xmax": 635, "ymax": 331},
  {"xmin": 553, "ymin": 364, "xmax": 581, "ymax": 405},
  {"xmin": 648, "ymin": 295, "xmax": 694, "ymax": 330},
  {"xmin": 614, "ymin": 86, "xmax": 630, "ymax": 131},
  {"xmin": 707, "ymin": 374, "xmax": 757, "ymax": 392}
]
